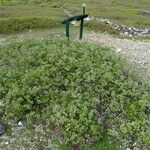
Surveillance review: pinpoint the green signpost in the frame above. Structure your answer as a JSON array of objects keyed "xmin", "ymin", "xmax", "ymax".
[{"xmin": 62, "ymin": 4, "xmax": 88, "ymax": 40}]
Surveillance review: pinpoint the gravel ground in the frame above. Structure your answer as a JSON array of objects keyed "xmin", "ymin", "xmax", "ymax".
[
  {"xmin": 0, "ymin": 121, "xmax": 60, "ymax": 150},
  {"xmin": 84, "ymin": 32, "xmax": 150, "ymax": 80}
]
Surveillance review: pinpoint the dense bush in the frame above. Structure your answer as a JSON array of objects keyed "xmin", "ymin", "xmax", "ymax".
[
  {"xmin": 0, "ymin": 39, "xmax": 149, "ymax": 149},
  {"xmin": 0, "ymin": 0, "xmax": 39, "ymax": 5},
  {"xmin": 0, "ymin": 17, "xmax": 59, "ymax": 34}
]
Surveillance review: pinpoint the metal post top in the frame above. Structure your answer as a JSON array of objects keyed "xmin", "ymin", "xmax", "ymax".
[{"xmin": 82, "ymin": 3, "xmax": 87, "ymax": 7}]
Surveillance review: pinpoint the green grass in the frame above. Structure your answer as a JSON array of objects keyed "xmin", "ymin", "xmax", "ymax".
[
  {"xmin": 82, "ymin": 140, "xmax": 116, "ymax": 150},
  {"xmin": 0, "ymin": 39, "xmax": 149, "ymax": 149},
  {"xmin": 62, "ymin": 0, "xmax": 150, "ymax": 28},
  {"xmin": 0, "ymin": 0, "xmax": 150, "ymax": 34},
  {"xmin": 0, "ymin": 17, "xmax": 60, "ymax": 34},
  {"xmin": 85, "ymin": 20, "xmax": 119, "ymax": 35},
  {"xmin": 58, "ymin": 137, "xmax": 117, "ymax": 150},
  {"xmin": 0, "ymin": 1, "xmax": 150, "ymax": 149},
  {"xmin": 122, "ymin": 9, "xmax": 140, "ymax": 15},
  {"xmin": 0, "ymin": 3, "xmax": 66, "ymax": 34}
]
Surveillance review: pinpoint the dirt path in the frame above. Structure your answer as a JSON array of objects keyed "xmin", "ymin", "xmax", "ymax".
[{"xmin": 84, "ymin": 32, "xmax": 150, "ymax": 80}]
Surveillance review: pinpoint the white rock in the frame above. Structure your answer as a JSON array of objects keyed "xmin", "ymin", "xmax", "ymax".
[
  {"xmin": 0, "ymin": 102, "xmax": 5, "ymax": 107},
  {"xmin": 124, "ymin": 32, "xmax": 129, "ymax": 36},
  {"xmin": 145, "ymin": 28, "xmax": 149, "ymax": 32},
  {"xmin": 18, "ymin": 121, "xmax": 23, "ymax": 126},
  {"xmin": 116, "ymin": 48, "xmax": 122, "ymax": 52},
  {"xmin": 85, "ymin": 17, "xmax": 91, "ymax": 21},
  {"xmin": 71, "ymin": 21, "xmax": 78, "ymax": 26},
  {"xmin": 5, "ymin": 142, "xmax": 9, "ymax": 145}
]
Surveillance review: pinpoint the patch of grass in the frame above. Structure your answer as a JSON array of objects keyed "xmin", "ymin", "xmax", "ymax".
[
  {"xmin": 0, "ymin": 17, "xmax": 59, "ymax": 34},
  {"xmin": 58, "ymin": 136, "xmax": 117, "ymax": 150},
  {"xmin": 58, "ymin": 144, "xmax": 71, "ymax": 150},
  {"xmin": 0, "ymin": 0, "xmax": 22, "ymax": 6},
  {"xmin": 0, "ymin": 4, "xmax": 66, "ymax": 34},
  {"xmin": 0, "ymin": 4, "xmax": 64, "ymax": 18},
  {"xmin": 0, "ymin": 0, "xmax": 150, "ymax": 34},
  {"xmin": 63, "ymin": 0, "xmax": 150, "ymax": 28},
  {"xmin": 122, "ymin": 9, "xmax": 139, "ymax": 15},
  {"xmin": 82, "ymin": 140, "xmax": 116, "ymax": 150},
  {"xmin": 85, "ymin": 20, "xmax": 119, "ymax": 35}
]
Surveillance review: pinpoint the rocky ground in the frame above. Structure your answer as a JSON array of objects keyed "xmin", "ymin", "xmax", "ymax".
[
  {"xmin": 84, "ymin": 32, "xmax": 150, "ymax": 80},
  {"xmin": 86, "ymin": 17, "xmax": 150, "ymax": 37},
  {"xmin": 0, "ymin": 37, "xmax": 6, "ymax": 46},
  {"xmin": 61, "ymin": 7, "xmax": 150, "ymax": 37}
]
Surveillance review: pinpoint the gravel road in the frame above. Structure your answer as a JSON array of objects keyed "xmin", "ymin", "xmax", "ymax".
[{"xmin": 84, "ymin": 32, "xmax": 150, "ymax": 80}]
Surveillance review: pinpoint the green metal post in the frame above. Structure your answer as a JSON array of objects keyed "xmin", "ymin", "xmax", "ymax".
[
  {"xmin": 65, "ymin": 20, "xmax": 69, "ymax": 40},
  {"xmin": 79, "ymin": 19, "xmax": 84, "ymax": 40},
  {"xmin": 62, "ymin": 13, "xmax": 88, "ymax": 40},
  {"xmin": 83, "ymin": 7, "xmax": 85, "ymax": 14},
  {"xmin": 80, "ymin": 5, "xmax": 85, "ymax": 40}
]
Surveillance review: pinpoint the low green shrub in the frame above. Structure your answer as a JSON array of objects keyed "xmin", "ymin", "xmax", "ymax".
[
  {"xmin": 85, "ymin": 20, "xmax": 119, "ymax": 35},
  {"xmin": 0, "ymin": 17, "xmax": 59, "ymax": 34},
  {"xmin": 0, "ymin": 39, "xmax": 149, "ymax": 149},
  {"xmin": 0, "ymin": 0, "xmax": 27, "ymax": 6},
  {"xmin": 122, "ymin": 9, "xmax": 140, "ymax": 15}
]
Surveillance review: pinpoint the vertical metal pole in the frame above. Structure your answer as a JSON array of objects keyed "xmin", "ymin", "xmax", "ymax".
[
  {"xmin": 79, "ymin": 19, "xmax": 84, "ymax": 40},
  {"xmin": 65, "ymin": 20, "xmax": 69, "ymax": 40},
  {"xmin": 80, "ymin": 5, "xmax": 86, "ymax": 40},
  {"xmin": 83, "ymin": 7, "xmax": 85, "ymax": 14}
]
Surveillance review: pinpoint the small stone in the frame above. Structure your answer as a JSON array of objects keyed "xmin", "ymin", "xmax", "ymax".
[
  {"xmin": 129, "ymin": 34, "xmax": 133, "ymax": 37},
  {"xmin": 116, "ymin": 48, "xmax": 122, "ymax": 52},
  {"xmin": 129, "ymin": 27, "xmax": 132, "ymax": 30},
  {"xmin": 5, "ymin": 141, "xmax": 9, "ymax": 145},
  {"xmin": 133, "ymin": 147, "xmax": 140, "ymax": 150},
  {"xmin": 0, "ymin": 123, "xmax": 5, "ymax": 136},
  {"xmin": 85, "ymin": 17, "xmax": 91, "ymax": 21},
  {"xmin": 0, "ymin": 102, "xmax": 5, "ymax": 107},
  {"xmin": 124, "ymin": 32, "xmax": 129, "ymax": 36},
  {"xmin": 71, "ymin": 21, "xmax": 77, "ymax": 25},
  {"xmin": 18, "ymin": 121, "xmax": 23, "ymax": 126}
]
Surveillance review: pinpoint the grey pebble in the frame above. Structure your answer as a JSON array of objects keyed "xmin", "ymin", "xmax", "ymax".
[{"xmin": 0, "ymin": 123, "xmax": 5, "ymax": 136}]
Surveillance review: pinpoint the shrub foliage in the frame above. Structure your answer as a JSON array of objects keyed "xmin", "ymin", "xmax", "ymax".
[
  {"xmin": 0, "ymin": 17, "xmax": 59, "ymax": 34},
  {"xmin": 85, "ymin": 20, "xmax": 119, "ymax": 35},
  {"xmin": 0, "ymin": 39, "xmax": 149, "ymax": 149}
]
